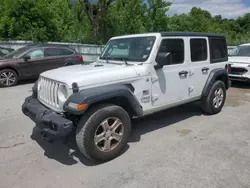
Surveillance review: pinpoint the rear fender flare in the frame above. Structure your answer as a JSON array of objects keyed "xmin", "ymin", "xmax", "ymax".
[{"xmin": 202, "ymin": 68, "xmax": 229, "ymax": 97}]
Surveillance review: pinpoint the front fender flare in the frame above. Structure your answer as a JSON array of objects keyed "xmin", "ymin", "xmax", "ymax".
[{"xmin": 63, "ymin": 84, "xmax": 143, "ymax": 116}]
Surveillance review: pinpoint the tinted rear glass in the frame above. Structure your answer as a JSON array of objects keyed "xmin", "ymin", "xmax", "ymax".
[
  {"xmin": 190, "ymin": 39, "xmax": 208, "ymax": 62},
  {"xmin": 210, "ymin": 38, "xmax": 228, "ymax": 63},
  {"xmin": 59, "ymin": 48, "xmax": 74, "ymax": 55},
  {"xmin": 44, "ymin": 48, "xmax": 60, "ymax": 56}
]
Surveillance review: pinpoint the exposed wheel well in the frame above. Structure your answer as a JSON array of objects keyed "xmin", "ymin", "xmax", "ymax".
[
  {"xmin": 65, "ymin": 62, "xmax": 73, "ymax": 66},
  {"xmin": 86, "ymin": 96, "xmax": 137, "ymax": 118},
  {"xmin": 0, "ymin": 67, "xmax": 19, "ymax": 78},
  {"xmin": 215, "ymin": 74, "xmax": 229, "ymax": 89}
]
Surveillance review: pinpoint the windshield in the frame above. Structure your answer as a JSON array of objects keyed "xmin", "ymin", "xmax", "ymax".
[
  {"xmin": 4, "ymin": 46, "xmax": 31, "ymax": 59},
  {"xmin": 229, "ymin": 45, "xmax": 250, "ymax": 57},
  {"xmin": 100, "ymin": 36, "xmax": 156, "ymax": 62}
]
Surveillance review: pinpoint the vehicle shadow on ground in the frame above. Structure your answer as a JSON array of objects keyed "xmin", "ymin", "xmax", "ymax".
[
  {"xmin": 18, "ymin": 79, "xmax": 37, "ymax": 86},
  {"xmin": 230, "ymin": 81, "xmax": 250, "ymax": 89},
  {"xmin": 129, "ymin": 102, "xmax": 202, "ymax": 142},
  {"xmin": 30, "ymin": 102, "xmax": 203, "ymax": 166}
]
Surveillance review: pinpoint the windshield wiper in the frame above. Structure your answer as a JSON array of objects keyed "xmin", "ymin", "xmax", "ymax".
[
  {"xmin": 113, "ymin": 57, "xmax": 132, "ymax": 66},
  {"xmin": 122, "ymin": 58, "xmax": 128, "ymax": 65},
  {"xmin": 105, "ymin": 56, "xmax": 110, "ymax": 64}
]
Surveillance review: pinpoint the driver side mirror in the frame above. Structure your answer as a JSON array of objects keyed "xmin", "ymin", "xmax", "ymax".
[
  {"xmin": 23, "ymin": 55, "xmax": 31, "ymax": 61},
  {"xmin": 155, "ymin": 52, "xmax": 172, "ymax": 70}
]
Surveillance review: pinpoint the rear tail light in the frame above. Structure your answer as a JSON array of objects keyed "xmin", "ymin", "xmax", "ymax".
[
  {"xmin": 225, "ymin": 64, "xmax": 231, "ymax": 72},
  {"xmin": 77, "ymin": 55, "xmax": 83, "ymax": 62}
]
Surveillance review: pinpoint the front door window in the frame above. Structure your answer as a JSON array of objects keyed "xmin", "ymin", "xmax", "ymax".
[{"xmin": 25, "ymin": 49, "xmax": 44, "ymax": 59}]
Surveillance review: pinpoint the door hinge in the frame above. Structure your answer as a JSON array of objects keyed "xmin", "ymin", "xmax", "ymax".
[
  {"xmin": 151, "ymin": 94, "xmax": 159, "ymax": 102},
  {"xmin": 151, "ymin": 76, "xmax": 159, "ymax": 83}
]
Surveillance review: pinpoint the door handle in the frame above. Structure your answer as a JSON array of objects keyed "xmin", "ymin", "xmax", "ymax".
[
  {"xmin": 202, "ymin": 67, "xmax": 209, "ymax": 72},
  {"xmin": 179, "ymin": 70, "xmax": 188, "ymax": 76}
]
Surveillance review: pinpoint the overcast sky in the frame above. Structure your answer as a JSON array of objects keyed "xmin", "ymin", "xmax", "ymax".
[{"xmin": 167, "ymin": 0, "xmax": 250, "ymax": 18}]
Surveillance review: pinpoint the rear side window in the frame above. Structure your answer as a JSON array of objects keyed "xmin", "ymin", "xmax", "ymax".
[
  {"xmin": 210, "ymin": 37, "xmax": 228, "ymax": 63},
  {"xmin": 59, "ymin": 48, "xmax": 75, "ymax": 55},
  {"xmin": 44, "ymin": 48, "xmax": 60, "ymax": 57},
  {"xmin": 190, "ymin": 39, "xmax": 207, "ymax": 62},
  {"xmin": 157, "ymin": 39, "xmax": 184, "ymax": 65}
]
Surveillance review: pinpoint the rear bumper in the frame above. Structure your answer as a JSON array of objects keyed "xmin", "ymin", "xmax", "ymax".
[{"xmin": 22, "ymin": 96, "xmax": 73, "ymax": 140}]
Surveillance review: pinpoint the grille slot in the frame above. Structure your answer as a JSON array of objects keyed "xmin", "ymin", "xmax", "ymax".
[
  {"xmin": 229, "ymin": 67, "xmax": 248, "ymax": 75},
  {"xmin": 38, "ymin": 77, "xmax": 60, "ymax": 109}
]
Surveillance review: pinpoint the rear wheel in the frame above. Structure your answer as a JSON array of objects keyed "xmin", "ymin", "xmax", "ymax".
[
  {"xmin": 0, "ymin": 69, "xmax": 18, "ymax": 87},
  {"xmin": 76, "ymin": 104, "xmax": 131, "ymax": 162},
  {"xmin": 201, "ymin": 80, "xmax": 226, "ymax": 115}
]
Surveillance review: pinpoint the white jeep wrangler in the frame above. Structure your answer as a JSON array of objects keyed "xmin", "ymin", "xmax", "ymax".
[{"xmin": 22, "ymin": 32, "xmax": 230, "ymax": 162}]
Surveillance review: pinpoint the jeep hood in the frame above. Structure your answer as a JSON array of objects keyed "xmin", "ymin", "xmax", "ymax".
[{"xmin": 41, "ymin": 63, "xmax": 139, "ymax": 88}]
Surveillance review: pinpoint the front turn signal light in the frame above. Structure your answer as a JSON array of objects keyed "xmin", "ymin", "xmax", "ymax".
[{"xmin": 77, "ymin": 104, "xmax": 88, "ymax": 110}]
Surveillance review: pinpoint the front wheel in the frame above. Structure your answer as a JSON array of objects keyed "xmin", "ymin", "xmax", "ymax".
[
  {"xmin": 201, "ymin": 80, "xmax": 226, "ymax": 115},
  {"xmin": 76, "ymin": 104, "xmax": 131, "ymax": 162}
]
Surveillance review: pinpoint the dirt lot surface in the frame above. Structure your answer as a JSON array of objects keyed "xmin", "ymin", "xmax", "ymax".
[{"xmin": 0, "ymin": 82, "xmax": 250, "ymax": 188}]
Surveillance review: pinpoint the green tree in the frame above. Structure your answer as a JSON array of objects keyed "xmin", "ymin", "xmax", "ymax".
[
  {"xmin": 0, "ymin": 0, "xmax": 57, "ymax": 41},
  {"xmin": 108, "ymin": 0, "xmax": 148, "ymax": 37},
  {"xmin": 146, "ymin": 0, "xmax": 172, "ymax": 32},
  {"xmin": 0, "ymin": 0, "xmax": 250, "ymax": 45}
]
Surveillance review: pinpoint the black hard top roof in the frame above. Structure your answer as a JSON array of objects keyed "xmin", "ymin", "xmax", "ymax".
[{"xmin": 160, "ymin": 32, "xmax": 225, "ymax": 37}]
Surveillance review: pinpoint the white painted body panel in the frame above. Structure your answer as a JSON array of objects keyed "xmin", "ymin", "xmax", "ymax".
[
  {"xmin": 41, "ymin": 63, "xmax": 138, "ymax": 88},
  {"xmin": 150, "ymin": 37, "xmax": 190, "ymax": 107}
]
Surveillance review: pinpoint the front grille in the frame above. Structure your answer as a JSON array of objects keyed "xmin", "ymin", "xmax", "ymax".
[
  {"xmin": 38, "ymin": 77, "xmax": 60, "ymax": 109},
  {"xmin": 229, "ymin": 67, "xmax": 248, "ymax": 75}
]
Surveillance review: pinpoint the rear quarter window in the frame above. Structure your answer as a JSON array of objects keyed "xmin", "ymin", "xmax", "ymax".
[
  {"xmin": 209, "ymin": 37, "xmax": 228, "ymax": 63},
  {"xmin": 59, "ymin": 48, "xmax": 75, "ymax": 55}
]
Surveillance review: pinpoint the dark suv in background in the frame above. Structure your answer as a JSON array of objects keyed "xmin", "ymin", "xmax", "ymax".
[{"xmin": 0, "ymin": 44, "xmax": 84, "ymax": 87}]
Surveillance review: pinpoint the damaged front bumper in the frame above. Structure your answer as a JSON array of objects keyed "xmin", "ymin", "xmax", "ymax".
[{"xmin": 22, "ymin": 96, "xmax": 73, "ymax": 141}]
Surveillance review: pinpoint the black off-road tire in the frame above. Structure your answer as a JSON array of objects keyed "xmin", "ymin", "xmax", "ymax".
[
  {"xmin": 0, "ymin": 69, "xmax": 18, "ymax": 87},
  {"xmin": 76, "ymin": 104, "xmax": 131, "ymax": 162},
  {"xmin": 201, "ymin": 80, "xmax": 226, "ymax": 115}
]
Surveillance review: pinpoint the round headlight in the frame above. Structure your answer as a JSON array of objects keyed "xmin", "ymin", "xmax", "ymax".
[{"xmin": 58, "ymin": 85, "xmax": 68, "ymax": 103}]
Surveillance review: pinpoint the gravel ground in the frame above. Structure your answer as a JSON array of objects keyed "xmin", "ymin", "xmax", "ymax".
[{"xmin": 0, "ymin": 81, "xmax": 250, "ymax": 188}]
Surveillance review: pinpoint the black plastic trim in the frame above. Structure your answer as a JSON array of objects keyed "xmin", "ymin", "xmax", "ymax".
[
  {"xmin": 22, "ymin": 96, "xmax": 73, "ymax": 139},
  {"xmin": 72, "ymin": 82, "xmax": 79, "ymax": 93},
  {"xmin": 202, "ymin": 68, "xmax": 230, "ymax": 97},
  {"xmin": 229, "ymin": 76, "xmax": 250, "ymax": 82},
  {"xmin": 161, "ymin": 32, "xmax": 225, "ymax": 37},
  {"xmin": 63, "ymin": 84, "xmax": 143, "ymax": 116}
]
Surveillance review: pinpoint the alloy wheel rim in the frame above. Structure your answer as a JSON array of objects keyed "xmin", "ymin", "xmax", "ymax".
[
  {"xmin": 94, "ymin": 117, "xmax": 124, "ymax": 152},
  {"xmin": 213, "ymin": 88, "xmax": 224, "ymax": 108},
  {"xmin": 0, "ymin": 71, "xmax": 16, "ymax": 86}
]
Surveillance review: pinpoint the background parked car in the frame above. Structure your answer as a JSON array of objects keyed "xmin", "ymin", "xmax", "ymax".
[
  {"xmin": 0, "ymin": 44, "xmax": 84, "ymax": 87},
  {"xmin": 0, "ymin": 46, "xmax": 14, "ymax": 59},
  {"xmin": 228, "ymin": 43, "xmax": 250, "ymax": 83}
]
